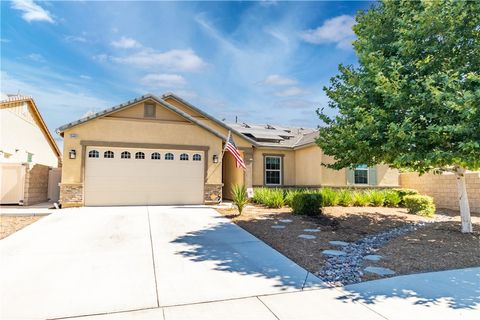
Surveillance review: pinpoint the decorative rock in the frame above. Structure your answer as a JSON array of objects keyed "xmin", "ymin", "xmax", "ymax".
[
  {"xmin": 364, "ymin": 266, "xmax": 395, "ymax": 276},
  {"xmin": 303, "ymin": 228, "xmax": 321, "ymax": 233},
  {"xmin": 329, "ymin": 240, "xmax": 349, "ymax": 246},
  {"xmin": 322, "ymin": 250, "xmax": 346, "ymax": 256},
  {"xmin": 279, "ymin": 219, "xmax": 293, "ymax": 223},
  {"xmin": 271, "ymin": 225, "xmax": 286, "ymax": 229},
  {"xmin": 363, "ymin": 254, "xmax": 382, "ymax": 261},
  {"xmin": 298, "ymin": 234, "xmax": 316, "ymax": 240}
]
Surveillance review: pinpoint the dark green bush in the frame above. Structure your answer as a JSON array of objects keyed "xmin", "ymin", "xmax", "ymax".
[
  {"xmin": 403, "ymin": 195, "xmax": 435, "ymax": 217},
  {"xmin": 291, "ymin": 193, "xmax": 323, "ymax": 216}
]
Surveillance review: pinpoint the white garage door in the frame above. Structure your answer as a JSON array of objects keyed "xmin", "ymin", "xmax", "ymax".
[{"xmin": 84, "ymin": 147, "xmax": 204, "ymax": 206}]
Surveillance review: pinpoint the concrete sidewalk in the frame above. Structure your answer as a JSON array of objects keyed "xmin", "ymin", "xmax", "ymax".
[
  {"xmin": 81, "ymin": 267, "xmax": 480, "ymax": 320},
  {"xmin": 0, "ymin": 201, "xmax": 56, "ymax": 216}
]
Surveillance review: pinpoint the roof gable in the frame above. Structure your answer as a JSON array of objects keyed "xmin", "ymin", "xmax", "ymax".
[{"xmin": 0, "ymin": 96, "xmax": 62, "ymax": 160}]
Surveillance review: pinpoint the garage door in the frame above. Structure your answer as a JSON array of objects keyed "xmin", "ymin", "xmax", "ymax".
[{"xmin": 84, "ymin": 147, "xmax": 204, "ymax": 206}]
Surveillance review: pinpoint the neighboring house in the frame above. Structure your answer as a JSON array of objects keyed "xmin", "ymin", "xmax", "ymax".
[
  {"xmin": 56, "ymin": 93, "xmax": 399, "ymax": 207},
  {"xmin": 0, "ymin": 95, "xmax": 62, "ymax": 205}
]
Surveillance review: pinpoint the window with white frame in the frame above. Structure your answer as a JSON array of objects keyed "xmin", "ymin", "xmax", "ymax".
[
  {"xmin": 165, "ymin": 153, "xmax": 174, "ymax": 160},
  {"xmin": 104, "ymin": 151, "xmax": 114, "ymax": 158},
  {"xmin": 180, "ymin": 153, "xmax": 189, "ymax": 161},
  {"xmin": 265, "ymin": 156, "xmax": 281, "ymax": 185},
  {"xmin": 135, "ymin": 152, "xmax": 145, "ymax": 159},
  {"xmin": 88, "ymin": 150, "xmax": 99, "ymax": 158},
  {"xmin": 354, "ymin": 165, "xmax": 368, "ymax": 184},
  {"xmin": 151, "ymin": 152, "xmax": 161, "ymax": 160},
  {"xmin": 192, "ymin": 154, "xmax": 201, "ymax": 161},
  {"xmin": 121, "ymin": 151, "xmax": 131, "ymax": 159}
]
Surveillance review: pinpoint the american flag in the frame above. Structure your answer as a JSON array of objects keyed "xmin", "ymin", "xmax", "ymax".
[{"xmin": 225, "ymin": 131, "xmax": 246, "ymax": 170}]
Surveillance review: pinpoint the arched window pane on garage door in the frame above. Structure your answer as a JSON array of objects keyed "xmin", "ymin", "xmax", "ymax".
[
  {"xmin": 192, "ymin": 154, "xmax": 201, "ymax": 161},
  {"xmin": 88, "ymin": 150, "xmax": 99, "ymax": 158},
  {"xmin": 135, "ymin": 152, "xmax": 145, "ymax": 159},
  {"xmin": 151, "ymin": 152, "xmax": 161, "ymax": 160},
  {"xmin": 104, "ymin": 151, "xmax": 114, "ymax": 158},
  {"xmin": 180, "ymin": 153, "xmax": 189, "ymax": 161},
  {"xmin": 165, "ymin": 153, "xmax": 174, "ymax": 160},
  {"xmin": 121, "ymin": 151, "xmax": 131, "ymax": 159}
]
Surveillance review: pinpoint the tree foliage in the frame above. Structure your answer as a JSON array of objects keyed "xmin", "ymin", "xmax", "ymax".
[{"xmin": 317, "ymin": 0, "xmax": 480, "ymax": 173}]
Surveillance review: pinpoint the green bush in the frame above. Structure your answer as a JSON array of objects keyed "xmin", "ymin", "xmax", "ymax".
[
  {"xmin": 337, "ymin": 189, "xmax": 354, "ymax": 206},
  {"xmin": 384, "ymin": 190, "xmax": 401, "ymax": 207},
  {"xmin": 403, "ymin": 195, "xmax": 435, "ymax": 217},
  {"xmin": 320, "ymin": 188, "xmax": 340, "ymax": 206},
  {"xmin": 231, "ymin": 184, "xmax": 248, "ymax": 215},
  {"xmin": 252, "ymin": 188, "xmax": 284, "ymax": 208},
  {"xmin": 392, "ymin": 188, "xmax": 419, "ymax": 206},
  {"xmin": 291, "ymin": 193, "xmax": 323, "ymax": 216},
  {"xmin": 368, "ymin": 190, "xmax": 385, "ymax": 206},
  {"xmin": 352, "ymin": 191, "xmax": 370, "ymax": 206},
  {"xmin": 284, "ymin": 189, "xmax": 303, "ymax": 207}
]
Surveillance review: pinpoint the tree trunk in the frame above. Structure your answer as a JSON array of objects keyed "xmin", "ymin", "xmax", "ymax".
[{"xmin": 455, "ymin": 167, "xmax": 472, "ymax": 233}]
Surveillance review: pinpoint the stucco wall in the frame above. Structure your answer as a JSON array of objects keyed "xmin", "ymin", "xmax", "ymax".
[
  {"xmin": 400, "ymin": 171, "xmax": 480, "ymax": 213},
  {"xmin": 319, "ymin": 154, "xmax": 348, "ymax": 186},
  {"xmin": 61, "ymin": 101, "xmax": 225, "ymax": 186},
  {"xmin": 222, "ymin": 152, "xmax": 245, "ymax": 199},
  {"xmin": 0, "ymin": 102, "xmax": 58, "ymax": 167},
  {"xmin": 294, "ymin": 145, "xmax": 322, "ymax": 186},
  {"xmin": 377, "ymin": 165, "xmax": 400, "ymax": 186}
]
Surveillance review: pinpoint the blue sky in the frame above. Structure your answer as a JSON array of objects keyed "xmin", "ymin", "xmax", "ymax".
[{"xmin": 1, "ymin": 0, "xmax": 370, "ymax": 145}]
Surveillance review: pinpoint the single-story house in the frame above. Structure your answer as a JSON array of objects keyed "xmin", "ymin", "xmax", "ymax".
[
  {"xmin": 0, "ymin": 95, "xmax": 62, "ymax": 205},
  {"xmin": 56, "ymin": 93, "xmax": 399, "ymax": 207}
]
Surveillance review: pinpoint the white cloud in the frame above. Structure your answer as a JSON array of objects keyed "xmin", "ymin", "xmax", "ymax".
[
  {"xmin": 93, "ymin": 54, "xmax": 108, "ymax": 62},
  {"xmin": 80, "ymin": 75, "xmax": 91, "ymax": 80},
  {"xmin": 27, "ymin": 53, "xmax": 45, "ymax": 62},
  {"xmin": 274, "ymin": 86, "xmax": 307, "ymax": 97},
  {"xmin": 263, "ymin": 74, "xmax": 297, "ymax": 86},
  {"xmin": 141, "ymin": 73, "xmax": 186, "ymax": 88},
  {"xmin": 300, "ymin": 15, "xmax": 356, "ymax": 49},
  {"xmin": 113, "ymin": 48, "xmax": 206, "ymax": 72},
  {"xmin": 111, "ymin": 36, "xmax": 141, "ymax": 49},
  {"xmin": 65, "ymin": 35, "xmax": 87, "ymax": 43},
  {"xmin": 11, "ymin": 0, "xmax": 54, "ymax": 23}
]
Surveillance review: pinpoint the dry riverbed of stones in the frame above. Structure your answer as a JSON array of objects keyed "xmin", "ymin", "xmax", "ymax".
[{"xmin": 271, "ymin": 218, "xmax": 427, "ymax": 286}]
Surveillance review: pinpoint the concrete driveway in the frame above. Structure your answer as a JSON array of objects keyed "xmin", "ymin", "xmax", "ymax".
[{"xmin": 0, "ymin": 206, "xmax": 323, "ymax": 319}]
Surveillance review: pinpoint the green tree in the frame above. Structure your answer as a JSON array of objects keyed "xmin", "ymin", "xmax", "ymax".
[{"xmin": 317, "ymin": 0, "xmax": 480, "ymax": 233}]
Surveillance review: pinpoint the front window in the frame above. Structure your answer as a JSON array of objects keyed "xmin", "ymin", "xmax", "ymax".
[
  {"xmin": 354, "ymin": 165, "xmax": 369, "ymax": 184},
  {"xmin": 265, "ymin": 156, "xmax": 281, "ymax": 185}
]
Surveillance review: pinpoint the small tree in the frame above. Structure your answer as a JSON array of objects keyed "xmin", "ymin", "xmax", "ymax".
[{"xmin": 317, "ymin": 0, "xmax": 479, "ymax": 233}]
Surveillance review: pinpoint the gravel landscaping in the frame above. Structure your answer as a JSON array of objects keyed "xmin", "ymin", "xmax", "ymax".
[
  {"xmin": 217, "ymin": 205, "xmax": 480, "ymax": 285},
  {"xmin": 0, "ymin": 216, "xmax": 43, "ymax": 240}
]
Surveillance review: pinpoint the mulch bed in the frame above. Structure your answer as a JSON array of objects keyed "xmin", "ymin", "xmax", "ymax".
[
  {"xmin": 217, "ymin": 205, "xmax": 480, "ymax": 283},
  {"xmin": 0, "ymin": 216, "xmax": 43, "ymax": 240}
]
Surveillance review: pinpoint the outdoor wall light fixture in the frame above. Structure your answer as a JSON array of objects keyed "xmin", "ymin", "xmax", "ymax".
[
  {"xmin": 69, "ymin": 149, "xmax": 76, "ymax": 159},
  {"xmin": 213, "ymin": 154, "xmax": 219, "ymax": 163}
]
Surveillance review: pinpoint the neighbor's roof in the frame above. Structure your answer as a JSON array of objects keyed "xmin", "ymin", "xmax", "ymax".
[{"xmin": 0, "ymin": 95, "xmax": 62, "ymax": 159}]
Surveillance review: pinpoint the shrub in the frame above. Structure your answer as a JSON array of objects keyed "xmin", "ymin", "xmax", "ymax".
[
  {"xmin": 352, "ymin": 191, "xmax": 370, "ymax": 206},
  {"xmin": 368, "ymin": 190, "xmax": 385, "ymax": 207},
  {"xmin": 252, "ymin": 188, "xmax": 284, "ymax": 208},
  {"xmin": 231, "ymin": 184, "xmax": 248, "ymax": 215},
  {"xmin": 392, "ymin": 188, "xmax": 419, "ymax": 206},
  {"xmin": 403, "ymin": 195, "xmax": 435, "ymax": 217},
  {"xmin": 320, "ymin": 188, "xmax": 339, "ymax": 206},
  {"xmin": 384, "ymin": 190, "xmax": 401, "ymax": 207},
  {"xmin": 291, "ymin": 193, "xmax": 323, "ymax": 216},
  {"xmin": 284, "ymin": 189, "xmax": 303, "ymax": 207},
  {"xmin": 337, "ymin": 189, "xmax": 354, "ymax": 206}
]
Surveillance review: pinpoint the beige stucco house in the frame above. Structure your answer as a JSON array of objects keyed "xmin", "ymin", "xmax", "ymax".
[
  {"xmin": 56, "ymin": 93, "xmax": 399, "ymax": 207},
  {"xmin": 0, "ymin": 95, "xmax": 62, "ymax": 205}
]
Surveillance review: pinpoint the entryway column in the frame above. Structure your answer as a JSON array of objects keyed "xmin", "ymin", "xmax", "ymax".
[{"xmin": 243, "ymin": 149, "xmax": 254, "ymax": 198}]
